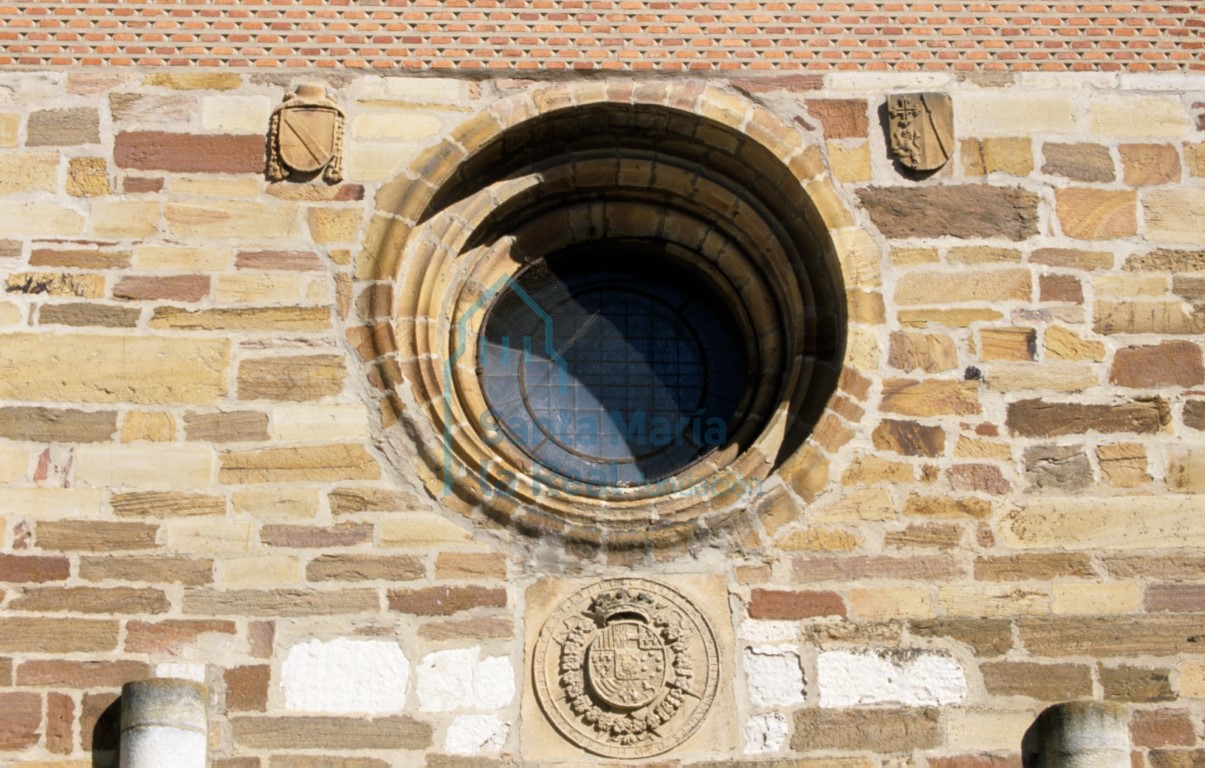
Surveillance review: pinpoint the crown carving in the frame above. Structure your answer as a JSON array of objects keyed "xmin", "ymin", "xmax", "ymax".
[{"xmin": 586, "ymin": 587, "xmax": 658, "ymax": 625}]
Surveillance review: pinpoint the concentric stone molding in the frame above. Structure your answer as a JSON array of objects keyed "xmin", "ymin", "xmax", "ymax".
[{"xmin": 358, "ymin": 81, "xmax": 880, "ymax": 546}]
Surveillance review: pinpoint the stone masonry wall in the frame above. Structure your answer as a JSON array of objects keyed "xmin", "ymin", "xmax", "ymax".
[{"xmin": 0, "ymin": 66, "xmax": 1203, "ymax": 768}]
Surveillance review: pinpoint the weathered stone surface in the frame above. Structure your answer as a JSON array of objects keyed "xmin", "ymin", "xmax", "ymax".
[
  {"xmin": 9, "ymin": 586, "xmax": 168, "ymax": 615},
  {"xmin": 899, "ymin": 308, "xmax": 1004, "ymax": 328},
  {"xmin": 0, "ymin": 334, "xmax": 228, "ymax": 405},
  {"xmin": 1132, "ymin": 710, "xmax": 1197, "ymax": 749},
  {"xmin": 271, "ymin": 758, "xmax": 391, "ymax": 768},
  {"xmin": 236, "ymin": 250, "xmax": 325, "ymax": 271},
  {"xmin": 166, "ymin": 201, "xmax": 297, "ymax": 239},
  {"xmin": 0, "ymin": 692, "xmax": 41, "ymax": 750},
  {"xmin": 1111, "ymin": 341, "xmax": 1205, "ymax": 388},
  {"xmin": 792, "ymin": 708, "xmax": 941, "ymax": 752},
  {"xmin": 1003, "ymin": 496, "xmax": 1205, "ymax": 550},
  {"xmin": 36, "ymin": 520, "xmax": 160, "ymax": 552},
  {"xmin": 307, "ymin": 554, "xmax": 425, "ymax": 583},
  {"xmin": 66, "ymin": 156, "xmax": 111, "ymax": 197},
  {"xmin": 237, "ymin": 355, "xmax": 345, "ymax": 401},
  {"xmin": 1146, "ymin": 584, "xmax": 1205, "ymax": 613},
  {"xmin": 232, "ymin": 716, "xmax": 432, "ymax": 750},
  {"xmin": 261, "ymin": 523, "xmax": 372, "ymax": 548},
  {"xmin": 16, "ymin": 659, "xmax": 150, "ymax": 688},
  {"xmin": 795, "ymin": 554, "xmax": 962, "ymax": 582},
  {"xmin": 418, "ymin": 617, "xmax": 514, "ymax": 642},
  {"xmin": 435, "ymin": 553, "xmax": 507, "ymax": 580},
  {"xmin": 0, "ymin": 152, "xmax": 58, "ymax": 194},
  {"xmin": 1056, "ymin": 188, "xmax": 1137, "ymax": 240},
  {"xmin": 1186, "ymin": 400, "xmax": 1205, "ymax": 431},
  {"xmin": 120, "ymin": 411, "xmax": 175, "ymax": 443},
  {"xmin": 39, "ymin": 303, "xmax": 141, "ymax": 328},
  {"xmin": 1121, "ymin": 143, "xmax": 1181, "ymax": 185},
  {"xmin": 871, "ymin": 419, "xmax": 945, "ymax": 457},
  {"xmin": 387, "ymin": 586, "xmax": 507, "ymax": 615},
  {"xmin": 1032, "ymin": 247, "xmax": 1114, "ymax": 270},
  {"xmin": 1095, "ymin": 300, "xmax": 1205, "ymax": 335},
  {"xmin": 974, "ymin": 553, "xmax": 1093, "ymax": 581},
  {"xmin": 908, "ymin": 619, "xmax": 1012, "ymax": 657},
  {"xmin": 111, "ymin": 491, "xmax": 224, "ymax": 518},
  {"xmin": 113, "ymin": 275, "xmax": 210, "ymax": 302},
  {"xmin": 1006, "ymin": 398, "xmax": 1167, "ymax": 437},
  {"xmin": 1168, "ymin": 446, "xmax": 1205, "ymax": 493},
  {"xmin": 895, "ymin": 269, "xmax": 1031, "ymax": 305},
  {"xmin": 0, "ymin": 618, "xmax": 118, "ymax": 652},
  {"xmin": 981, "ymin": 137, "xmax": 1032, "ymax": 175},
  {"xmin": 884, "ymin": 524, "xmax": 962, "ymax": 551},
  {"xmin": 1096, "ymin": 443, "xmax": 1149, "ymax": 487},
  {"xmin": 947, "ymin": 464, "xmax": 1010, "ymax": 495},
  {"xmin": 6, "ymin": 272, "xmax": 105, "ymax": 298},
  {"xmin": 79, "ymin": 556, "xmax": 212, "ymax": 585},
  {"xmin": 1045, "ymin": 325, "xmax": 1105, "ymax": 361},
  {"xmin": 1148, "ymin": 750, "xmax": 1205, "ymax": 768},
  {"xmin": 904, "ymin": 495, "xmax": 991, "ymax": 519},
  {"xmin": 1041, "ymin": 142, "xmax": 1115, "ymax": 182},
  {"xmin": 27, "ymin": 108, "xmax": 100, "ymax": 145},
  {"xmin": 775, "ymin": 528, "xmax": 860, "ymax": 552},
  {"xmin": 805, "ymin": 99, "xmax": 868, "ymax": 139},
  {"xmin": 1039, "ymin": 274, "xmax": 1084, "ymax": 303},
  {"xmin": 124, "ymin": 618, "xmax": 233, "ymax": 654},
  {"xmin": 115, "ymin": 131, "xmax": 265, "ymax": 173},
  {"xmin": 220, "ymin": 445, "xmax": 379, "ymax": 483},
  {"xmin": 980, "ymin": 661, "xmax": 1092, "ymax": 700},
  {"xmin": 1145, "ymin": 189, "xmax": 1205, "ymax": 243},
  {"xmin": 1053, "ymin": 583, "xmax": 1141, "ymax": 616},
  {"xmin": 979, "ymin": 327, "xmax": 1035, "ymax": 361},
  {"xmin": 0, "ymin": 406, "xmax": 116, "ymax": 443},
  {"xmin": 1023, "ymin": 445, "xmax": 1091, "ymax": 491},
  {"xmin": 0, "ymin": 554, "xmax": 70, "ymax": 583},
  {"xmin": 1102, "ymin": 665, "xmax": 1174, "ymax": 702},
  {"xmin": 1126, "ymin": 248, "xmax": 1205, "ymax": 272},
  {"xmin": 184, "ymin": 589, "xmax": 378, "ymax": 616},
  {"xmin": 882, "ymin": 379, "xmax": 979, "ymax": 416},
  {"xmin": 858, "ymin": 186, "xmax": 1039, "ymax": 240},
  {"xmin": 183, "ymin": 411, "xmax": 270, "ymax": 443},
  {"xmin": 888, "ymin": 331, "xmax": 958, "ymax": 372}
]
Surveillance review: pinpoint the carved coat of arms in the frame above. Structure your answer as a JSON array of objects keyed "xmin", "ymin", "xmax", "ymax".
[
  {"xmin": 532, "ymin": 578, "xmax": 719, "ymax": 758},
  {"xmin": 887, "ymin": 92, "xmax": 954, "ymax": 172},
  {"xmin": 266, "ymin": 82, "xmax": 345, "ymax": 184}
]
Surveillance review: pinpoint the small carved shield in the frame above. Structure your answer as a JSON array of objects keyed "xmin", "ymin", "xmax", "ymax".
[
  {"xmin": 586, "ymin": 620, "xmax": 666, "ymax": 710},
  {"xmin": 887, "ymin": 92, "xmax": 954, "ymax": 172},
  {"xmin": 267, "ymin": 82, "xmax": 345, "ymax": 184}
]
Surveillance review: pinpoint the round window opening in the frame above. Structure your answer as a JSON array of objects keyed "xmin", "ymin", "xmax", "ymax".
[{"xmin": 479, "ymin": 242, "xmax": 752, "ymax": 488}]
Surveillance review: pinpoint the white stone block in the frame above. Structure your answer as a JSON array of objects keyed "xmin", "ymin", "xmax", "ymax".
[
  {"xmin": 817, "ymin": 649, "xmax": 967, "ymax": 708},
  {"xmin": 737, "ymin": 620, "xmax": 800, "ymax": 644},
  {"xmin": 445, "ymin": 713, "xmax": 508, "ymax": 755},
  {"xmin": 282, "ymin": 638, "xmax": 410, "ymax": 714},
  {"xmin": 201, "ymin": 95, "xmax": 273, "ymax": 133},
  {"xmin": 155, "ymin": 663, "xmax": 207, "ymax": 683},
  {"xmin": 955, "ymin": 91, "xmax": 1079, "ymax": 135},
  {"xmin": 744, "ymin": 713, "xmax": 789, "ymax": 755},
  {"xmin": 743, "ymin": 645, "xmax": 805, "ymax": 709},
  {"xmin": 271, "ymin": 405, "xmax": 370, "ymax": 442},
  {"xmin": 417, "ymin": 647, "xmax": 516, "ymax": 712}
]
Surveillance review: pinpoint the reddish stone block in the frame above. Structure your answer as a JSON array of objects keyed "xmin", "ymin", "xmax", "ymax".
[
  {"xmin": 113, "ymin": 275, "xmax": 211, "ymax": 302},
  {"xmin": 225, "ymin": 665, "xmax": 270, "ymax": 712},
  {"xmin": 1110, "ymin": 341, "xmax": 1205, "ymax": 388},
  {"xmin": 115, "ymin": 132, "xmax": 265, "ymax": 173},
  {"xmin": 387, "ymin": 586, "xmax": 507, "ymax": 615},
  {"xmin": 0, "ymin": 554, "xmax": 70, "ymax": 583},
  {"xmin": 748, "ymin": 588, "xmax": 845, "ymax": 619},
  {"xmin": 1132, "ymin": 708, "xmax": 1196, "ymax": 748},
  {"xmin": 0, "ymin": 692, "xmax": 41, "ymax": 750}
]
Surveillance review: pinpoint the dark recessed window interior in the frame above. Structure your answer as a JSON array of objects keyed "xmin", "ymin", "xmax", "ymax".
[{"xmin": 479, "ymin": 243, "xmax": 751, "ymax": 487}]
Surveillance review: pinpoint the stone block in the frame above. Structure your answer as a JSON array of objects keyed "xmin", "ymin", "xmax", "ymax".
[
  {"xmin": 236, "ymin": 249, "xmax": 325, "ymax": 271},
  {"xmin": 884, "ymin": 523, "xmax": 962, "ymax": 550},
  {"xmin": 748, "ymin": 589, "xmax": 845, "ymax": 619},
  {"xmin": 282, "ymin": 638, "xmax": 409, "ymax": 714},
  {"xmin": 115, "ymin": 131, "xmax": 265, "ymax": 173},
  {"xmin": 1120, "ymin": 143, "xmax": 1181, "ymax": 185},
  {"xmin": 120, "ymin": 411, "xmax": 175, "ymax": 443},
  {"xmin": 166, "ymin": 201, "xmax": 297, "ymax": 239},
  {"xmin": 872, "ymin": 419, "xmax": 945, "ymax": 457},
  {"xmin": 66, "ymin": 157, "xmax": 111, "ymax": 197},
  {"xmin": 982, "ymin": 661, "xmax": 1093, "ymax": 701},
  {"xmin": 957, "ymin": 91, "xmax": 1076, "ymax": 134},
  {"xmin": 7, "ymin": 271, "xmax": 105, "ymax": 298},
  {"xmin": 351, "ymin": 112, "xmax": 443, "ymax": 141},
  {"xmin": 1125, "ymin": 248, "xmax": 1205, "ymax": 272},
  {"xmin": 1101, "ymin": 665, "xmax": 1174, "ymax": 702},
  {"xmin": 0, "ymin": 202, "xmax": 85, "ymax": 236},
  {"xmin": 1091, "ymin": 95, "xmax": 1190, "ymax": 137},
  {"xmin": 1039, "ymin": 274, "xmax": 1083, "ymax": 303},
  {"xmin": 904, "ymin": 495, "xmax": 991, "ymax": 519},
  {"xmin": 974, "ymin": 553, "xmax": 1093, "ymax": 581},
  {"xmin": 743, "ymin": 645, "xmax": 805, "ymax": 709},
  {"xmin": 219, "ymin": 445, "xmax": 380, "ymax": 483},
  {"xmin": 0, "ymin": 113, "xmax": 17, "ymax": 147},
  {"xmin": 909, "ymin": 618, "xmax": 1013, "ymax": 656},
  {"xmin": 1001, "ymin": 496, "xmax": 1205, "ymax": 550},
  {"xmin": 1111, "ymin": 341, "xmax": 1204, "ymax": 388},
  {"xmin": 216, "ymin": 273, "xmax": 305, "ymax": 305},
  {"xmin": 183, "ymin": 588, "xmax": 378, "ymax": 617},
  {"xmin": 80, "ymin": 557, "xmax": 212, "ymax": 586},
  {"xmin": 888, "ymin": 331, "xmax": 958, "ymax": 373},
  {"xmin": 939, "ymin": 585, "xmax": 1048, "ymax": 617},
  {"xmin": 0, "ymin": 692, "xmax": 41, "ymax": 750},
  {"xmin": 792, "ymin": 708, "xmax": 941, "ymax": 752},
  {"xmin": 387, "ymin": 586, "xmax": 506, "ymax": 615},
  {"xmin": 74, "ymin": 445, "xmax": 214, "ymax": 489},
  {"xmin": 979, "ymin": 327, "xmax": 1035, "ymax": 361},
  {"xmin": 136, "ymin": 244, "xmax": 232, "ymax": 272},
  {"xmin": 0, "ymin": 151, "xmax": 58, "ymax": 194},
  {"xmin": 1095, "ymin": 300, "xmax": 1205, "ymax": 335},
  {"xmin": 1093, "ymin": 274, "xmax": 1167, "ymax": 298},
  {"xmin": 1023, "ymin": 445, "xmax": 1091, "ymax": 492},
  {"xmin": 1131, "ymin": 709, "xmax": 1197, "ymax": 749},
  {"xmin": 1167, "ymin": 447, "xmax": 1205, "ymax": 493},
  {"xmin": 848, "ymin": 587, "xmax": 934, "ymax": 619},
  {"xmin": 27, "ymin": 108, "xmax": 100, "ymax": 145},
  {"xmin": 0, "ymin": 333, "xmax": 229, "ymax": 405},
  {"xmin": 237, "ymin": 355, "xmax": 345, "ymax": 401},
  {"xmin": 1006, "ymin": 398, "xmax": 1166, "ymax": 437},
  {"xmin": 0, "ymin": 618, "xmax": 119, "ymax": 652},
  {"xmin": 307, "ymin": 208, "xmax": 364, "ymax": 244},
  {"xmin": 896, "ymin": 268, "xmax": 1031, "ymax": 305},
  {"xmin": 200, "ymin": 95, "xmax": 273, "ymax": 133},
  {"xmin": 151, "ymin": 306, "xmax": 330, "ymax": 332},
  {"xmin": 1097, "ymin": 443, "xmax": 1149, "ymax": 488},
  {"xmin": 1056, "ymin": 188, "xmax": 1137, "ymax": 240},
  {"xmin": 111, "ymin": 492, "xmax": 224, "ymax": 518},
  {"xmin": 0, "ymin": 554, "xmax": 70, "ymax": 583},
  {"xmin": 827, "ymin": 141, "xmax": 871, "ymax": 183},
  {"xmin": 881, "ymin": 379, "xmax": 979, "ymax": 416},
  {"xmin": 0, "ymin": 406, "xmax": 116, "ymax": 443},
  {"xmin": 435, "ymin": 552, "xmax": 506, "ymax": 580},
  {"xmin": 1051, "ymin": 583, "xmax": 1142, "ymax": 615},
  {"xmin": 1041, "ymin": 142, "xmax": 1115, "ymax": 182},
  {"xmin": 949, "ymin": 246, "xmax": 1022, "ymax": 265},
  {"xmin": 183, "ymin": 411, "xmax": 269, "ymax": 443},
  {"xmin": 858, "ymin": 186, "xmax": 1039, "ymax": 240},
  {"xmin": 307, "ymin": 554, "xmax": 425, "ymax": 583},
  {"xmin": 0, "ymin": 488, "xmax": 104, "ymax": 519},
  {"xmin": 220, "ymin": 554, "xmax": 301, "ymax": 587},
  {"xmin": 330, "ymin": 487, "xmax": 420, "ymax": 515},
  {"xmin": 1144, "ymin": 189, "xmax": 1205, "ymax": 243},
  {"xmin": 144, "ymin": 72, "xmax": 242, "ymax": 90},
  {"xmin": 231, "ymin": 716, "xmax": 431, "ymax": 750},
  {"xmin": 416, "ymin": 646, "xmax": 513, "ymax": 712},
  {"xmin": 39, "ymin": 303, "xmax": 141, "ymax": 328},
  {"xmin": 271, "ymin": 405, "xmax": 368, "ymax": 442},
  {"xmin": 982, "ymin": 137, "xmax": 1033, "ymax": 176},
  {"xmin": 260, "ymin": 523, "xmax": 371, "ymax": 549},
  {"xmin": 113, "ymin": 275, "xmax": 210, "ymax": 302}
]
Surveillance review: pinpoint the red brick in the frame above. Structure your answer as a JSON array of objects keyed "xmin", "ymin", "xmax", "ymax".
[
  {"xmin": 0, "ymin": 692, "xmax": 41, "ymax": 750},
  {"xmin": 46, "ymin": 692, "xmax": 73, "ymax": 755},
  {"xmin": 114, "ymin": 131, "xmax": 265, "ymax": 174},
  {"xmin": 748, "ymin": 588, "xmax": 845, "ymax": 620}
]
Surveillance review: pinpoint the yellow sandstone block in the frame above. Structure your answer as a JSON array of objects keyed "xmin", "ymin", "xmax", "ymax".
[
  {"xmin": 0, "ymin": 488, "xmax": 105, "ymax": 519},
  {"xmin": 849, "ymin": 587, "xmax": 934, "ymax": 620},
  {"xmin": 221, "ymin": 554, "xmax": 303, "ymax": 587},
  {"xmin": 74, "ymin": 445, "xmax": 214, "ymax": 489},
  {"xmin": 1090, "ymin": 95, "xmax": 1190, "ymax": 138},
  {"xmin": 120, "ymin": 411, "xmax": 176, "ymax": 443},
  {"xmin": 0, "ymin": 113, "xmax": 18, "ymax": 147},
  {"xmin": 92, "ymin": 199, "xmax": 161, "ymax": 238},
  {"xmin": 307, "ymin": 208, "xmax": 365, "ymax": 244},
  {"xmin": 164, "ymin": 519, "xmax": 255, "ymax": 554},
  {"xmin": 231, "ymin": 488, "xmax": 320, "ymax": 521},
  {"xmin": 0, "ymin": 444, "xmax": 28, "ymax": 484},
  {"xmin": 1178, "ymin": 660, "xmax": 1205, "ymax": 697},
  {"xmin": 379, "ymin": 514, "xmax": 473, "ymax": 547},
  {"xmin": 215, "ymin": 273, "xmax": 305, "ymax": 305},
  {"xmin": 938, "ymin": 585, "xmax": 1049, "ymax": 618},
  {"xmin": 1051, "ymin": 583, "xmax": 1141, "ymax": 615},
  {"xmin": 0, "ymin": 202, "xmax": 85, "ymax": 236},
  {"xmin": 352, "ymin": 112, "xmax": 444, "ymax": 142},
  {"xmin": 1144, "ymin": 189, "xmax": 1205, "ymax": 243},
  {"xmin": 0, "ymin": 152, "xmax": 59, "ymax": 194},
  {"xmin": 0, "ymin": 334, "xmax": 229, "ymax": 405},
  {"xmin": 271, "ymin": 405, "xmax": 369, "ymax": 442},
  {"xmin": 135, "ymin": 244, "xmax": 233, "ymax": 272},
  {"xmin": 166, "ymin": 201, "xmax": 296, "ymax": 239},
  {"xmin": 826, "ymin": 141, "xmax": 871, "ymax": 183}
]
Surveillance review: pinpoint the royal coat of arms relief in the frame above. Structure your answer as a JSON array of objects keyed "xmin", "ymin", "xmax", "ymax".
[{"xmin": 266, "ymin": 82, "xmax": 346, "ymax": 184}]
